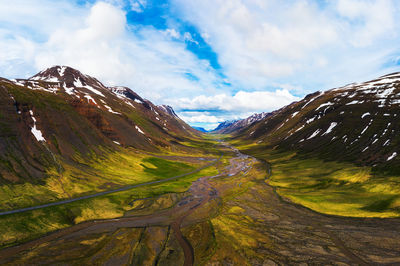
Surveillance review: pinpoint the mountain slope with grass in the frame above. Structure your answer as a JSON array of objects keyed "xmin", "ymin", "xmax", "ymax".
[
  {"xmin": 228, "ymin": 72, "xmax": 400, "ymax": 217},
  {"xmin": 0, "ymin": 66, "xmax": 214, "ymax": 212},
  {"xmin": 234, "ymin": 72, "xmax": 400, "ymax": 171}
]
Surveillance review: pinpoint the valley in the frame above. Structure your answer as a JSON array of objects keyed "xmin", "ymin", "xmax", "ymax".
[
  {"xmin": 3, "ymin": 0, "xmax": 400, "ymax": 264},
  {"xmin": 1, "ymin": 67, "xmax": 400, "ymax": 265},
  {"xmin": 0, "ymin": 141, "xmax": 399, "ymax": 265}
]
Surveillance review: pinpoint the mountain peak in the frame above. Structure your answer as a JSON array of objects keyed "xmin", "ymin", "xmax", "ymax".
[
  {"xmin": 25, "ymin": 66, "xmax": 108, "ymax": 97},
  {"xmin": 30, "ymin": 66, "xmax": 105, "ymax": 88},
  {"xmin": 30, "ymin": 66, "xmax": 77, "ymax": 82}
]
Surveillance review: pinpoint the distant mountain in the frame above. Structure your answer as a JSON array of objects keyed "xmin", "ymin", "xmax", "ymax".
[
  {"xmin": 232, "ymin": 72, "xmax": 400, "ymax": 173},
  {"xmin": 212, "ymin": 120, "xmax": 237, "ymax": 133},
  {"xmin": 212, "ymin": 112, "xmax": 269, "ymax": 134},
  {"xmin": 192, "ymin": 126, "xmax": 208, "ymax": 132},
  {"xmin": 0, "ymin": 66, "xmax": 198, "ymax": 182}
]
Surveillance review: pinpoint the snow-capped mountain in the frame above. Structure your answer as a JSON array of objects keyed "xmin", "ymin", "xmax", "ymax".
[
  {"xmin": 233, "ymin": 72, "xmax": 400, "ymax": 172},
  {"xmin": 0, "ymin": 66, "xmax": 199, "ymax": 182},
  {"xmin": 212, "ymin": 112, "xmax": 269, "ymax": 134}
]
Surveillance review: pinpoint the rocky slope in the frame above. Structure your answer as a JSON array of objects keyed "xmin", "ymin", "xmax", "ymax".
[
  {"xmin": 232, "ymin": 72, "xmax": 400, "ymax": 173},
  {"xmin": 0, "ymin": 66, "xmax": 198, "ymax": 183}
]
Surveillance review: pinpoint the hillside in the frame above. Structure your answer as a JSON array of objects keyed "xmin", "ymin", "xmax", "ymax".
[
  {"xmin": 234, "ymin": 72, "xmax": 400, "ymax": 172},
  {"xmin": 0, "ymin": 66, "xmax": 219, "ymax": 213},
  {"xmin": 1, "ymin": 68, "xmax": 400, "ymax": 265},
  {"xmin": 229, "ymin": 72, "xmax": 400, "ymax": 218}
]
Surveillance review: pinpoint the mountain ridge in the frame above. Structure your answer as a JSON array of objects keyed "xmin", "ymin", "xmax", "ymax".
[
  {"xmin": 212, "ymin": 112, "xmax": 269, "ymax": 134},
  {"xmin": 230, "ymin": 71, "xmax": 400, "ymax": 172},
  {"xmin": 0, "ymin": 65, "xmax": 200, "ymax": 184}
]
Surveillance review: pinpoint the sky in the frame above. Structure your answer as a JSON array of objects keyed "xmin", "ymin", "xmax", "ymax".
[{"xmin": 1, "ymin": 0, "xmax": 400, "ymax": 130}]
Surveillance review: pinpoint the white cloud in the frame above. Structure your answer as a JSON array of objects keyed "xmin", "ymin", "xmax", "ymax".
[
  {"xmin": 2, "ymin": 0, "xmax": 400, "ymax": 129},
  {"xmin": 129, "ymin": 0, "xmax": 147, "ymax": 12},
  {"xmin": 0, "ymin": 1, "xmax": 225, "ymax": 103},
  {"xmin": 183, "ymin": 32, "xmax": 198, "ymax": 44},
  {"xmin": 172, "ymin": 0, "xmax": 400, "ymax": 90},
  {"xmin": 172, "ymin": 88, "xmax": 299, "ymax": 129},
  {"xmin": 336, "ymin": 0, "xmax": 396, "ymax": 46},
  {"xmin": 179, "ymin": 113, "xmax": 221, "ymax": 123},
  {"xmin": 168, "ymin": 89, "xmax": 299, "ymax": 112},
  {"xmin": 165, "ymin": 28, "xmax": 181, "ymax": 39}
]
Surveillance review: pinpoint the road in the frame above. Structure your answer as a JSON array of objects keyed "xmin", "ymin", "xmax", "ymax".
[
  {"xmin": 0, "ymin": 154, "xmax": 222, "ymax": 217},
  {"xmin": 0, "ymin": 144, "xmax": 252, "ymax": 265}
]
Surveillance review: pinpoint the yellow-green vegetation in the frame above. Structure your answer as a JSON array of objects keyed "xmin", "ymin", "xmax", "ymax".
[
  {"xmin": 238, "ymin": 143, "xmax": 400, "ymax": 218},
  {"xmin": 0, "ymin": 147, "xmax": 214, "ymax": 211},
  {"xmin": 0, "ymin": 162, "xmax": 219, "ymax": 249},
  {"xmin": 204, "ymin": 160, "xmax": 274, "ymax": 265},
  {"xmin": 182, "ymin": 221, "xmax": 217, "ymax": 265}
]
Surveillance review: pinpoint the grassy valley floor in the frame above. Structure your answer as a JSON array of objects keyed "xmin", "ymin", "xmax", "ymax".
[
  {"xmin": 0, "ymin": 136, "xmax": 222, "ymax": 249},
  {"xmin": 233, "ymin": 141, "xmax": 400, "ymax": 218},
  {"xmin": 0, "ymin": 140, "xmax": 400, "ymax": 265}
]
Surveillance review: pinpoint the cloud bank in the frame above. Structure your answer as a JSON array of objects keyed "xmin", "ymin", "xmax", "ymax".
[{"xmin": 1, "ymin": 0, "xmax": 400, "ymax": 130}]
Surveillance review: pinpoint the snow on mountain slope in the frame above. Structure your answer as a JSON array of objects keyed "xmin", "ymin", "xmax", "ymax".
[
  {"xmin": 0, "ymin": 66, "xmax": 199, "ymax": 182},
  {"xmin": 212, "ymin": 112, "xmax": 269, "ymax": 134},
  {"xmin": 233, "ymin": 72, "xmax": 400, "ymax": 172}
]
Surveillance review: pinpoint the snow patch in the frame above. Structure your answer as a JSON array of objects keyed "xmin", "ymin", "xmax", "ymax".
[
  {"xmin": 346, "ymin": 100, "xmax": 364, "ymax": 105},
  {"xmin": 11, "ymin": 79, "xmax": 25, "ymax": 86},
  {"xmin": 307, "ymin": 129, "xmax": 321, "ymax": 140},
  {"xmin": 104, "ymin": 105, "xmax": 120, "ymax": 114},
  {"xmin": 125, "ymin": 101, "xmax": 135, "ymax": 108},
  {"xmin": 29, "ymin": 110, "xmax": 46, "ymax": 142},
  {"xmin": 84, "ymin": 95, "xmax": 97, "ymax": 105},
  {"xmin": 58, "ymin": 66, "xmax": 66, "ymax": 77},
  {"xmin": 315, "ymin": 102, "xmax": 333, "ymax": 111},
  {"xmin": 74, "ymin": 78, "xmax": 104, "ymax": 97},
  {"xmin": 387, "ymin": 152, "xmax": 397, "ymax": 161},
  {"xmin": 322, "ymin": 122, "xmax": 337, "ymax": 136},
  {"xmin": 306, "ymin": 117, "xmax": 316, "ymax": 124},
  {"xmin": 135, "ymin": 125, "xmax": 145, "ymax": 134},
  {"xmin": 376, "ymin": 87, "xmax": 395, "ymax": 99},
  {"xmin": 295, "ymin": 125, "xmax": 305, "ymax": 133},
  {"xmin": 360, "ymin": 120, "xmax": 373, "ymax": 135},
  {"xmin": 43, "ymin": 76, "xmax": 59, "ymax": 82},
  {"xmin": 301, "ymin": 93, "xmax": 320, "ymax": 109},
  {"xmin": 63, "ymin": 82, "xmax": 76, "ymax": 96},
  {"xmin": 361, "ymin": 112, "xmax": 370, "ymax": 119},
  {"xmin": 84, "ymin": 85, "xmax": 104, "ymax": 97},
  {"xmin": 391, "ymin": 99, "xmax": 400, "ymax": 104}
]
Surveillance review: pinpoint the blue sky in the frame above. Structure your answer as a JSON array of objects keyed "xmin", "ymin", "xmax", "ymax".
[{"xmin": 1, "ymin": 0, "xmax": 400, "ymax": 130}]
